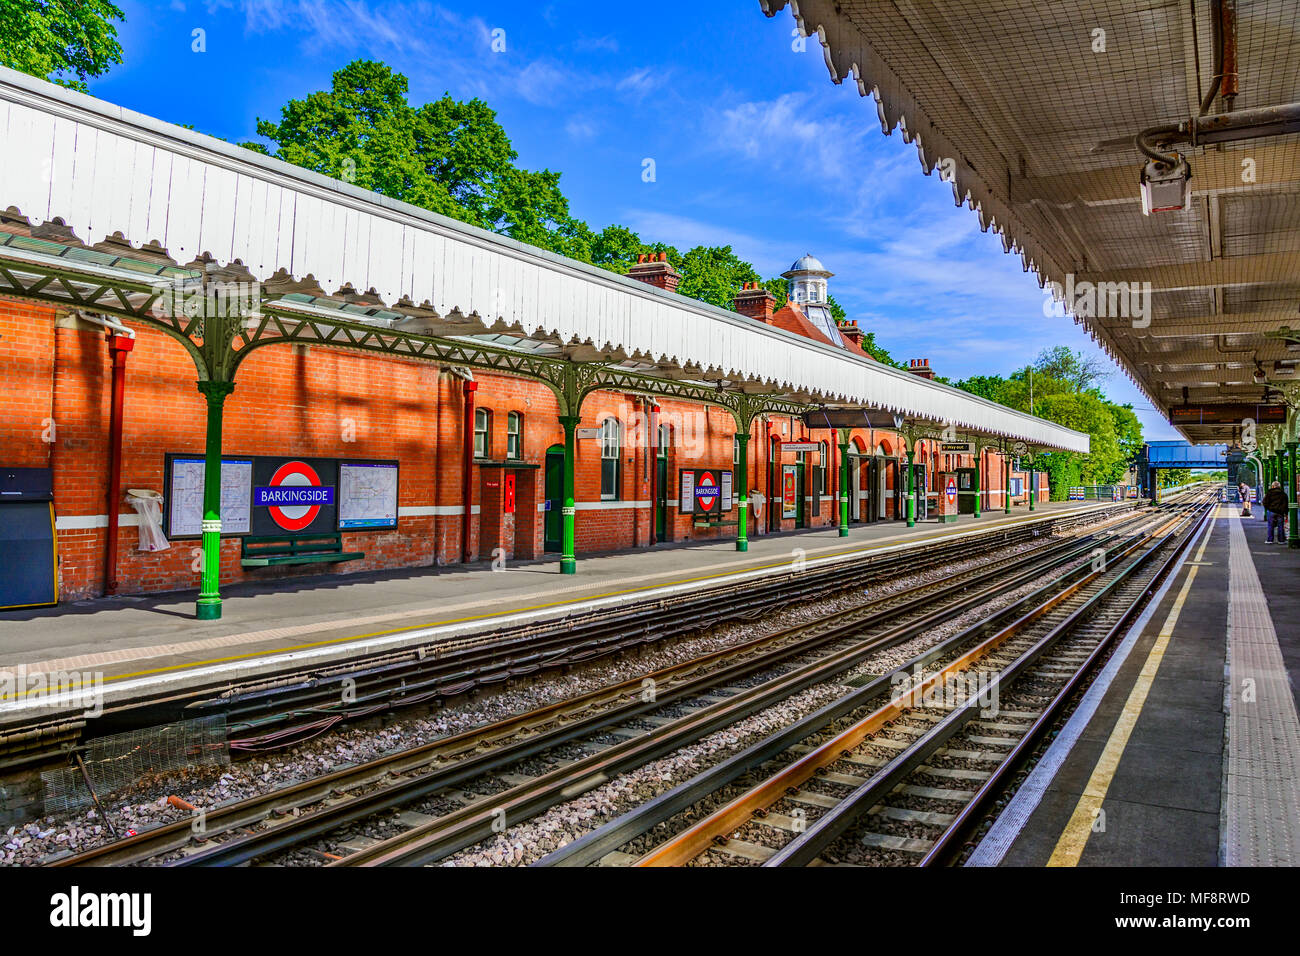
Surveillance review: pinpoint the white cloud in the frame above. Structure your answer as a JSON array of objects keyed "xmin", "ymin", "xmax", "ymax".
[
  {"xmin": 565, "ymin": 117, "xmax": 598, "ymax": 141},
  {"xmin": 616, "ymin": 67, "xmax": 668, "ymax": 100}
]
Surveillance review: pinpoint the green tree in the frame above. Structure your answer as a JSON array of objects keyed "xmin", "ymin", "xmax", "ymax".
[
  {"xmin": 1033, "ymin": 345, "xmax": 1112, "ymax": 393},
  {"xmin": 255, "ymin": 60, "xmax": 583, "ymax": 256},
  {"xmin": 0, "ymin": 0, "xmax": 125, "ymax": 91},
  {"xmin": 675, "ymin": 245, "xmax": 760, "ymax": 310}
]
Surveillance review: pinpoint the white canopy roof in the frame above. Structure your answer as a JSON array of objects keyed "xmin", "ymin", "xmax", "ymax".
[{"xmin": 0, "ymin": 67, "xmax": 1089, "ymax": 452}]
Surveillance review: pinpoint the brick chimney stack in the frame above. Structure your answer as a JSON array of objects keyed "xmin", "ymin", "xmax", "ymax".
[
  {"xmin": 626, "ymin": 252, "xmax": 681, "ymax": 294},
  {"xmin": 907, "ymin": 358, "xmax": 935, "ymax": 380},
  {"xmin": 837, "ymin": 319, "xmax": 864, "ymax": 347},
  {"xmin": 733, "ymin": 281, "xmax": 776, "ymax": 322}
]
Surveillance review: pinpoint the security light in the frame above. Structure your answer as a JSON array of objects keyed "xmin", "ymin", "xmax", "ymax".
[{"xmin": 1139, "ymin": 156, "xmax": 1190, "ymax": 214}]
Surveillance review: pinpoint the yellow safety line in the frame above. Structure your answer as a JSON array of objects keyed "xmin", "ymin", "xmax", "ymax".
[
  {"xmin": 1, "ymin": 504, "xmax": 1116, "ymax": 700},
  {"xmin": 1047, "ymin": 505, "xmax": 1218, "ymax": 866}
]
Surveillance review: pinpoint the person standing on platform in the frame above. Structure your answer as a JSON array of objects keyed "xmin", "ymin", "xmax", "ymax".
[{"xmin": 1263, "ymin": 481, "xmax": 1288, "ymax": 543}]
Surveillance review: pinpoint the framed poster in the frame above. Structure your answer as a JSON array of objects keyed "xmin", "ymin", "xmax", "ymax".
[
  {"xmin": 338, "ymin": 460, "xmax": 399, "ymax": 530},
  {"xmin": 679, "ymin": 469, "xmax": 694, "ymax": 514},
  {"xmin": 782, "ymin": 464, "xmax": 797, "ymax": 518},
  {"xmin": 164, "ymin": 455, "xmax": 253, "ymax": 538},
  {"xmin": 720, "ymin": 470, "xmax": 733, "ymax": 512}
]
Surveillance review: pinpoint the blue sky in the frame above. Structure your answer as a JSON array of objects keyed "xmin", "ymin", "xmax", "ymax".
[{"xmin": 90, "ymin": 0, "xmax": 1178, "ymax": 440}]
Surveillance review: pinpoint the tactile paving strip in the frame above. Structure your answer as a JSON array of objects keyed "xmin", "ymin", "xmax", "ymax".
[{"xmin": 1222, "ymin": 516, "xmax": 1300, "ymax": 866}]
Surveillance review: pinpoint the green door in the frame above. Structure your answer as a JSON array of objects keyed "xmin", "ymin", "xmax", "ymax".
[
  {"xmin": 544, "ymin": 446, "xmax": 564, "ymax": 553},
  {"xmin": 656, "ymin": 454, "xmax": 668, "ymax": 542}
]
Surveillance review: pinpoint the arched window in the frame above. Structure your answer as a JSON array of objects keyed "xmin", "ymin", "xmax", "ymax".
[
  {"xmin": 733, "ymin": 435, "xmax": 740, "ymax": 466},
  {"xmin": 600, "ymin": 418, "xmax": 622, "ymax": 500},
  {"xmin": 474, "ymin": 407, "xmax": 492, "ymax": 459},
  {"xmin": 658, "ymin": 424, "xmax": 671, "ymax": 455},
  {"xmin": 818, "ymin": 441, "xmax": 829, "ymax": 494},
  {"xmin": 506, "ymin": 411, "xmax": 522, "ymax": 460}
]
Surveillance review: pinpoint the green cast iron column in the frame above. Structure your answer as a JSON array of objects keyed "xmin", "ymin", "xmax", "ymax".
[
  {"xmin": 1004, "ymin": 452, "xmax": 1011, "ymax": 514},
  {"xmin": 838, "ymin": 435, "xmax": 851, "ymax": 537},
  {"xmin": 1290, "ymin": 441, "xmax": 1299, "ymax": 548},
  {"xmin": 905, "ymin": 444, "xmax": 916, "ymax": 527},
  {"xmin": 1028, "ymin": 461, "xmax": 1036, "ymax": 511},
  {"xmin": 560, "ymin": 414, "xmax": 578, "ymax": 574},
  {"xmin": 972, "ymin": 447, "xmax": 982, "ymax": 518},
  {"xmin": 736, "ymin": 431, "xmax": 750, "ymax": 551},
  {"xmin": 195, "ymin": 380, "xmax": 234, "ymax": 620}
]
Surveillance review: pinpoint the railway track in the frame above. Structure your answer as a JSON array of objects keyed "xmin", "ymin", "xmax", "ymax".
[
  {"xmin": 42, "ymin": 496, "xmax": 1187, "ymax": 867},
  {"xmin": 544, "ymin": 492, "xmax": 1213, "ymax": 867},
  {"xmin": 2, "ymin": 499, "xmax": 1134, "ymax": 768}
]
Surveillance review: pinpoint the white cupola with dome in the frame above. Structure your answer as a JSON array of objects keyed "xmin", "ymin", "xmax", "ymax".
[{"xmin": 782, "ymin": 253, "xmax": 833, "ymax": 305}]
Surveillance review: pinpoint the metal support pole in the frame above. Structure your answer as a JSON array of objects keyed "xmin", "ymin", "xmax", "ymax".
[
  {"xmin": 838, "ymin": 433, "xmax": 850, "ymax": 537},
  {"xmin": 1289, "ymin": 441, "xmax": 1299, "ymax": 548},
  {"xmin": 736, "ymin": 431, "xmax": 750, "ymax": 551},
  {"xmin": 195, "ymin": 380, "xmax": 234, "ymax": 620},
  {"xmin": 1004, "ymin": 451, "xmax": 1011, "ymax": 514},
  {"xmin": 906, "ymin": 444, "xmax": 916, "ymax": 528},
  {"xmin": 973, "ymin": 447, "xmax": 982, "ymax": 518},
  {"xmin": 560, "ymin": 414, "xmax": 578, "ymax": 574}
]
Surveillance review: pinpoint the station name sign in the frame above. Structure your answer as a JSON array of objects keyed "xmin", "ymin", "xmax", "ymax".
[
  {"xmin": 781, "ymin": 442, "xmax": 820, "ymax": 453},
  {"xmin": 253, "ymin": 486, "xmax": 335, "ymax": 506},
  {"xmin": 1168, "ymin": 404, "xmax": 1286, "ymax": 426}
]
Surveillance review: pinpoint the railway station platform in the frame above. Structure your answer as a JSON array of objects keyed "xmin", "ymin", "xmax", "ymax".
[
  {"xmin": 971, "ymin": 503, "xmax": 1300, "ymax": 867},
  {"xmin": 0, "ymin": 499, "xmax": 1119, "ymax": 723}
]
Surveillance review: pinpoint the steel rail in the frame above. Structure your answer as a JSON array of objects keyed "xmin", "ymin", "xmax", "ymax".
[
  {"xmin": 917, "ymin": 500, "xmax": 1217, "ymax": 866},
  {"xmin": 196, "ymin": 503, "xmax": 1132, "ymax": 742},
  {"xmin": 763, "ymin": 498, "xmax": 1211, "ymax": 867},
  {"xmin": 49, "ymin": 514, "xmax": 1121, "ymax": 867},
  {"xmin": 629, "ymin": 496, "xmax": 1209, "ymax": 866},
  {"xmin": 328, "ymin": 503, "xmax": 1191, "ymax": 867}
]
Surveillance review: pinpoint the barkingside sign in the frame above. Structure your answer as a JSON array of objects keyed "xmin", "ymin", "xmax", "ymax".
[
  {"xmin": 679, "ymin": 468, "xmax": 733, "ymax": 515},
  {"xmin": 253, "ymin": 459, "xmax": 336, "ymax": 533}
]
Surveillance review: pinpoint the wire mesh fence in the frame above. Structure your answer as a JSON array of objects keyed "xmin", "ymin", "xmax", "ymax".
[{"xmin": 41, "ymin": 715, "xmax": 228, "ymax": 816}]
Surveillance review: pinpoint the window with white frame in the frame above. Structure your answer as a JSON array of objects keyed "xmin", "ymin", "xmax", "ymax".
[
  {"xmin": 818, "ymin": 441, "xmax": 828, "ymax": 494},
  {"xmin": 600, "ymin": 418, "xmax": 622, "ymax": 500},
  {"xmin": 506, "ymin": 411, "xmax": 522, "ymax": 460},
  {"xmin": 474, "ymin": 407, "xmax": 491, "ymax": 459}
]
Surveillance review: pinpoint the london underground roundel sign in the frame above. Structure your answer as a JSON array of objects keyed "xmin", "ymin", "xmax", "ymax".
[
  {"xmin": 694, "ymin": 470, "xmax": 720, "ymax": 512},
  {"xmin": 255, "ymin": 461, "xmax": 335, "ymax": 531}
]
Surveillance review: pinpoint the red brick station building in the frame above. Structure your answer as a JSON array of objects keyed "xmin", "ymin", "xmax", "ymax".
[{"xmin": 0, "ymin": 69, "xmax": 1085, "ymax": 617}]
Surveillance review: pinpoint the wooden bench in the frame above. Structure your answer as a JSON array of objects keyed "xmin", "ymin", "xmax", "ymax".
[
  {"xmin": 693, "ymin": 519, "xmax": 739, "ymax": 529},
  {"xmin": 240, "ymin": 532, "xmax": 365, "ymax": 568}
]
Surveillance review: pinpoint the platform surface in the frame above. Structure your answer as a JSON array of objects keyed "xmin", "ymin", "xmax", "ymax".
[
  {"xmin": 971, "ymin": 503, "xmax": 1300, "ymax": 867},
  {"xmin": 0, "ymin": 499, "xmax": 1114, "ymax": 718}
]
